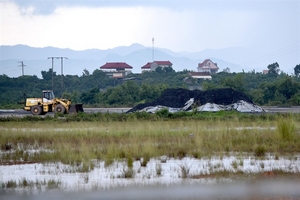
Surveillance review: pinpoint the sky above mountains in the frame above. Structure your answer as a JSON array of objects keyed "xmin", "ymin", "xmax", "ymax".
[
  {"xmin": 1, "ymin": 0, "xmax": 299, "ymax": 54},
  {"xmin": 0, "ymin": 0, "xmax": 299, "ymax": 77}
]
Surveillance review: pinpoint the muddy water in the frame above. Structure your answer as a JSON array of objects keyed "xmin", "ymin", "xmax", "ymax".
[{"xmin": 1, "ymin": 181, "xmax": 300, "ymax": 199}]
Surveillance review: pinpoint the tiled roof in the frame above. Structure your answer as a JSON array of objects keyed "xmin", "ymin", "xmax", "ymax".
[
  {"xmin": 141, "ymin": 61, "xmax": 173, "ymax": 69},
  {"xmin": 141, "ymin": 62, "xmax": 152, "ymax": 69},
  {"xmin": 263, "ymin": 70, "xmax": 269, "ymax": 74},
  {"xmin": 154, "ymin": 61, "xmax": 172, "ymax": 65},
  {"xmin": 198, "ymin": 59, "xmax": 219, "ymax": 69},
  {"xmin": 100, "ymin": 62, "xmax": 133, "ymax": 69}
]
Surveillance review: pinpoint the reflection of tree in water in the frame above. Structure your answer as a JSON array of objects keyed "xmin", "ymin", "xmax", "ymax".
[{"xmin": 128, "ymin": 88, "xmax": 253, "ymax": 112}]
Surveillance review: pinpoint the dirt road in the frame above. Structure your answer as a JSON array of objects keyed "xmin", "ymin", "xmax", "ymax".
[{"xmin": 0, "ymin": 106, "xmax": 299, "ymax": 117}]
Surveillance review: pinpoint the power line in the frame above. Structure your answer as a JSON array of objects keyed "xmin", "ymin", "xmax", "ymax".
[
  {"xmin": 59, "ymin": 57, "xmax": 68, "ymax": 97},
  {"xmin": 152, "ymin": 37, "xmax": 154, "ymax": 61},
  {"xmin": 18, "ymin": 61, "xmax": 26, "ymax": 76},
  {"xmin": 239, "ymin": 41, "xmax": 300, "ymax": 67},
  {"xmin": 47, "ymin": 57, "xmax": 68, "ymax": 96},
  {"xmin": 47, "ymin": 57, "xmax": 60, "ymax": 91}
]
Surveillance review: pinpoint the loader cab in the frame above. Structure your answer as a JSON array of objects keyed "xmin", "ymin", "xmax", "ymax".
[{"xmin": 42, "ymin": 90, "xmax": 55, "ymax": 102}]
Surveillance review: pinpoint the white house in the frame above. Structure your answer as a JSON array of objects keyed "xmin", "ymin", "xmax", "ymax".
[
  {"xmin": 141, "ymin": 61, "xmax": 173, "ymax": 72},
  {"xmin": 198, "ymin": 59, "xmax": 219, "ymax": 74}
]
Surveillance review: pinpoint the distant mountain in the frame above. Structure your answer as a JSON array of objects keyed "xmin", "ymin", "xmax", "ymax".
[
  {"xmin": 0, "ymin": 44, "xmax": 297, "ymax": 78},
  {"xmin": 0, "ymin": 43, "xmax": 146, "ymax": 60}
]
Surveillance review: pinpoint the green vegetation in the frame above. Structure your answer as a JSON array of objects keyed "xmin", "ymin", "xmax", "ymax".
[
  {"xmin": 1, "ymin": 179, "xmax": 61, "ymax": 190},
  {"xmin": 1, "ymin": 63, "xmax": 300, "ymax": 108},
  {"xmin": 0, "ymin": 112, "xmax": 299, "ymax": 172}
]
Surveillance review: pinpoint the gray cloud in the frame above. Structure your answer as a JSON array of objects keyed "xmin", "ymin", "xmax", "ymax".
[
  {"xmin": 9, "ymin": 0, "xmax": 57, "ymax": 14},
  {"xmin": 9, "ymin": 0, "xmax": 188, "ymax": 15},
  {"xmin": 8, "ymin": 0, "xmax": 283, "ymax": 15}
]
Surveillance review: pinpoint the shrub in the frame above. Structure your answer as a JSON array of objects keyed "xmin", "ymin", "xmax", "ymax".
[
  {"xmin": 124, "ymin": 168, "xmax": 134, "ymax": 178},
  {"xmin": 19, "ymin": 178, "xmax": 34, "ymax": 187},
  {"xmin": 180, "ymin": 164, "xmax": 190, "ymax": 178},
  {"xmin": 5, "ymin": 180, "xmax": 17, "ymax": 188},
  {"xmin": 177, "ymin": 148, "xmax": 187, "ymax": 159},
  {"xmin": 254, "ymin": 145, "xmax": 266, "ymax": 157},
  {"xmin": 141, "ymin": 154, "xmax": 150, "ymax": 167},
  {"xmin": 78, "ymin": 161, "xmax": 94, "ymax": 173},
  {"xmin": 156, "ymin": 108, "xmax": 170, "ymax": 118},
  {"xmin": 127, "ymin": 156, "xmax": 133, "ymax": 169},
  {"xmin": 276, "ymin": 116, "xmax": 295, "ymax": 141},
  {"xmin": 47, "ymin": 179, "xmax": 61, "ymax": 189},
  {"xmin": 231, "ymin": 160, "xmax": 238, "ymax": 169}
]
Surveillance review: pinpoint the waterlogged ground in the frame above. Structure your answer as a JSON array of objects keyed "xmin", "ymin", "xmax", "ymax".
[
  {"xmin": 1, "ymin": 154, "xmax": 299, "ymax": 192},
  {"xmin": 1, "ymin": 119, "xmax": 300, "ymax": 199}
]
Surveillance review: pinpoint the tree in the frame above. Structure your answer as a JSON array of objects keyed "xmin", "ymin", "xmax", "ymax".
[
  {"xmin": 223, "ymin": 67, "xmax": 230, "ymax": 73},
  {"xmin": 290, "ymin": 92, "xmax": 300, "ymax": 105},
  {"xmin": 92, "ymin": 69, "xmax": 106, "ymax": 79},
  {"xmin": 140, "ymin": 83, "xmax": 166, "ymax": 102},
  {"xmin": 121, "ymin": 81, "xmax": 141, "ymax": 105},
  {"xmin": 294, "ymin": 64, "xmax": 300, "ymax": 77},
  {"xmin": 249, "ymin": 89, "xmax": 265, "ymax": 105},
  {"xmin": 82, "ymin": 68, "xmax": 90, "ymax": 76},
  {"xmin": 258, "ymin": 82, "xmax": 276, "ymax": 104},
  {"xmin": 80, "ymin": 87, "xmax": 99, "ymax": 104},
  {"xmin": 41, "ymin": 68, "xmax": 56, "ymax": 81},
  {"xmin": 107, "ymin": 89, "xmax": 122, "ymax": 105},
  {"xmin": 220, "ymin": 73, "xmax": 245, "ymax": 92},
  {"xmin": 267, "ymin": 62, "xmax": 280, "ymax": 76},
  {"xmin": 277, "ymin": 76, "xmax": 298, "ymax": 99},
  {"xmin": 155, "ymin": 66, "xmax": 175, "ymax": 73},
  {"xmin": 63, "ymin": 90, "xmax": 80, "ymax": 103},
  {"xmin": 163, "ymin": 66, "xmax": 175, "ymax": 73},
  {"xmin": 233, "ymin": 73, "xmax": 245, "ymax": 92},
  {"xmin": 221, "ymin": 77, "xmax": 234, "ymax": 88}
]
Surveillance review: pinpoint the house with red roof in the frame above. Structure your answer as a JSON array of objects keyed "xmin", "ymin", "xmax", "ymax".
[
  {"xmin": 141, "ymin": 61, "xmax": 173, "ymax": 72},
  {"xmin": 100, "ymin": 62, "xmax": 133, "ymax": 78},
  {"xmin": 263, "ymin": 70, "xmax": 269, "ymax": 74},
  {"xmin": 198, "ymin": 59, "xmax": 219, "ymax": 74}
]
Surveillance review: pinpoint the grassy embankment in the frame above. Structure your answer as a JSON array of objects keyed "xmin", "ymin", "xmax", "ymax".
[{"xmin": 0, "ymin": 111, "xmax": 299, "ymax": 173}]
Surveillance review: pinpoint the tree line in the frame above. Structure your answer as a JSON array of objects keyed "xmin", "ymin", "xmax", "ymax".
[{"xmin": 0, "ymin": 63, "xmax": 300, "ymax": 108}]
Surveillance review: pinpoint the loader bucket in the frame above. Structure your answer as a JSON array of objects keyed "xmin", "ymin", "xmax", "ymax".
[{"xmin": 69, "ymin": 104, "xmax": 84, "ymax": 113}]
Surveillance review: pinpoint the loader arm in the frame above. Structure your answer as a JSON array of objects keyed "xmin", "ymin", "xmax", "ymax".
[{"xmin": 54, "ymin": 98, "xmax": 72, "ymax": 113}]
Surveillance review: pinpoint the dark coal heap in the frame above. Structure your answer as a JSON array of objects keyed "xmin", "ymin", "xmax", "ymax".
[{"xmin": 127, "ymin": 88, "xmax": 253, "ymax": 113}]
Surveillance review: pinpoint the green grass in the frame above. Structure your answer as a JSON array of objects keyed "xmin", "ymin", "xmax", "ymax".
[
  {"xmin": 1, "ymin": 178, "xmax": 61, "ymax": 190},
  {"xmin": 0, "ymin": 112, "xmax": 299, "ymax": 172},
  {"xmin": 0, "ymin": 110, "xmax": 285, "ymax": 123},
  {"xmin": 276, "ymin": 115, "xmax": 296, "ymax": 141}
]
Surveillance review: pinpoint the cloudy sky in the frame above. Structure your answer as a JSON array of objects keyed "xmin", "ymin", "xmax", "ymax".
[{"xmin": 1, "ymin": 0, "xmax": 299, "ymax": 54}]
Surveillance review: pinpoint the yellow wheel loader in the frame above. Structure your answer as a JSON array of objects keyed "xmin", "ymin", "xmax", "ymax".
[{"xmin": 23, "ymin": 90, "xmax": 83, "ymax": 115}]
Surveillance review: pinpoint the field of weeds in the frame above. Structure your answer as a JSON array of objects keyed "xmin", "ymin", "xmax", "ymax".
[
  {"xmin": 0, "ymin": 111, "xmax": 300, "ymax": 194},
  {"xmin": 1, "ymin": 112, "xmax": 299, "ymax": 166}
]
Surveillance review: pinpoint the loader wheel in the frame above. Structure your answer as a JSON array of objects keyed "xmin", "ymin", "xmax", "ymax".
[
  {"xmin": 31, "ymin": 105, "xmax": 42, "ymax": 115},
  {"xmin": 55, "ymin": 104, "xmax": 66, "ymax": 114}
]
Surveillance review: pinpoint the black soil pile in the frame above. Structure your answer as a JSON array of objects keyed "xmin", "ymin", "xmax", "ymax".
[{"xmin": 127, "ymin": 88, "xmax": 253, "ymax": 113}]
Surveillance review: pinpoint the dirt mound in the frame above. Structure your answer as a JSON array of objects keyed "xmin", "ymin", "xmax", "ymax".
[{"xmin": 128, "ymin": 88, "xmax": 254, "ymax": 113}]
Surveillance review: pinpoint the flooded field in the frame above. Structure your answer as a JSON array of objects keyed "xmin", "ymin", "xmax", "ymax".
[
  {"xmin": 0, "ymin": 114, "xmax": 300, "ymax": 199},
  {"xmin": 1, "ymin": 154, "xmax": 300, "ymax": 199}
]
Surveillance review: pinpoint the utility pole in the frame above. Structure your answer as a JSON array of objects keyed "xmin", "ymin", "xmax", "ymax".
[
  {"xmin": 152, "ymin": 37, "xmax": 154, "ymax": 61},
  {"xmin": 47, "ymin": 57, "xmax": 59, "ymax": 91},
  {"xmin": 59, "ymin": 57, "xmax": 68, "ymax": 97},
  {"xmin": 19, "ymin": 61, "xmax": 26, "ymax": 76}
]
